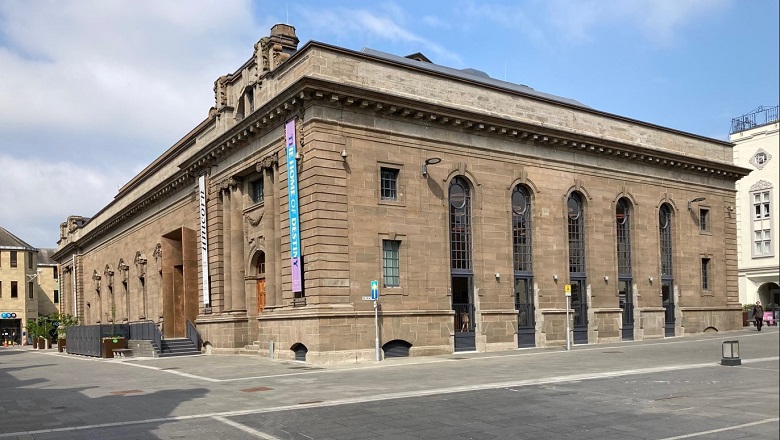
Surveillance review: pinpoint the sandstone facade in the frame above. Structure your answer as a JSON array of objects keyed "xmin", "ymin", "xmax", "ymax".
[{"xmin": 53, "ymin": 25, "xmax": 750, "ymax": 364}]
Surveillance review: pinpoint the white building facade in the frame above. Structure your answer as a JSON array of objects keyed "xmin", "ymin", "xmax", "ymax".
[{"xmin": 730, "ymin": 106, "xmax": 780, "ymax": 309}]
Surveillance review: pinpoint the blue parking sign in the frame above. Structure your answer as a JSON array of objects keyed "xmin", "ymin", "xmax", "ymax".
[{"xmin": 370, "ymin": 280, "xmax": 379, "ymax": 300}]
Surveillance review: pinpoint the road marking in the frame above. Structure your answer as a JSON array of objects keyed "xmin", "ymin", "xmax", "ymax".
[
  {"xmin": 2, "ymin": 358, "xmax": 777, "ymax": 439},
  {"xmin": 656, "ymin": 417, "xmax": 779, "ymax": 439},
  {"xmin": 212, "ymin": 416, "xmax": 280, "ymax": 439}
]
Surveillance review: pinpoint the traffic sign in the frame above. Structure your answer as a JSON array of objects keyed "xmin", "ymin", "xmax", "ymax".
[
  {"xmin": 564, "ymin": 284, "xmax": 571, "ymax": 297},
  {"xmin": 370, "ymin": 280, "xmax": 379, "ymax": 300}
]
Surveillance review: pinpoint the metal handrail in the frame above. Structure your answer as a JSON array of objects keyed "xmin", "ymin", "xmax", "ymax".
[
  {"xmin": 730, "ymin": 105, "xmax": 779, "ymax": 134},
  {"xmin": 186, "ymin": 320, "xmax": 202, "ymax": 351}
]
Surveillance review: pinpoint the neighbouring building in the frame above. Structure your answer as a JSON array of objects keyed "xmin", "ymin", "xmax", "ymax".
[
  {"xmin": 0, "ymin": 227, "xmax": 59, "ymax": 345},
  {"xmin": 730, "ymin": 106, "xmax": 780, "ymax": 310},
  {"xmin": 52, "ymin": 25, "xmax": 751, "ymax": 363}
]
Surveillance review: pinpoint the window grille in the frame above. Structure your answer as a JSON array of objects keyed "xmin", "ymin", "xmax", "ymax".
[
  {"xmin": 251, "ymin": 179, "xmax": 264, "ymax": 204},
  {"xmin": 701, "ymin": 258, "xmax": 710, "ymax": 290},
  {"xmin": 382, "ymin": 240, "xmax": 400, "ymax": 287},
  {"xmin": 512, "ymin": 185, "xmax": 533, "ymax": 273},
  {"xmin": 380, "ymin": 168, "xmax": 399, "ymax": 201},
  {"xmin": 660, "ymin": 204, "xmax": 673, "ymax": 276},
  {"xmin": 449, "ymin": 177, "xmax": 472, "ymax": 271},
  {"xmin": 567, "ymin": 193, "xmax": 585, "ymax": 274},
  {"xmin": 616, "ymin": 198, "xmax": 632, "ymax": 276}
]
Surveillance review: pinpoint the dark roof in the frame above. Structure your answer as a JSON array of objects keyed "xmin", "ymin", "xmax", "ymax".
[
  {"xmin": 361, "ymin": 48, "xmax": 589, "ymax": 108},
  {"xmin": 37, "ymin": 248, "xmax": 57, "ymax": 266},
  {"xmin": 0, "ymin": 227, "xmax": 37, "ymax": 251}
]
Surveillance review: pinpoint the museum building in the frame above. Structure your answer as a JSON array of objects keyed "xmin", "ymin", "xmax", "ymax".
[{"xmin": 51, "ymin": 24, "xmax": 751, "ymax": 363}]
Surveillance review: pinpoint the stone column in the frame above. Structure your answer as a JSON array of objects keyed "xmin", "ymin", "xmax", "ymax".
[
  {"xmin": 230, "ymin": 183, "xmax": 246, "ymax": 312},
  {"xmin": 259, "ymin": 158, "xmax": 278, "ymax": 308},
  {"xmin": 222, "ymin": 184, "xmax": 233, "ymax": 313}
]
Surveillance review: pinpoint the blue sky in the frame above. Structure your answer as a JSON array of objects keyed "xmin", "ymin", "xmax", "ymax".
[{"xmin": 0, "ymin": 0, "xmax": 778, "ymax": 248}]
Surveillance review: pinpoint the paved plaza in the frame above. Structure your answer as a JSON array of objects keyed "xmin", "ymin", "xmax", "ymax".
[{"xmin": 1, "ymin": 328, "xmax": 778, "ymax": 439}]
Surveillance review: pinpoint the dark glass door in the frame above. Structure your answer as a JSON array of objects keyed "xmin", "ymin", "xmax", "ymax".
[
  {"xmin": 571, "ymin": 279, "xmax": 588, "ymax": 343},
  {"xmin": 662, "ymin": 280, "xmax": 675, "ymax": 337},
  {"xmin": 515, "ymin": 277, "xmax": 535, "ymax": 348},
  {"xmin": 452, "ymin": 276, "xmax": 475, "ymax": 352},
  {"xmin": 619, "ymin": 279, "xmax": 634, "ymax": 340}
]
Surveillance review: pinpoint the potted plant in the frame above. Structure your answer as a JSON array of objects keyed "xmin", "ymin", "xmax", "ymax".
[
  {"xmin": 52, "ymin": 313, "xmax": 79, "ymax": 352},
  {"xmin": 101, "ymin": 305, "xmax": 126, "ymax": 358},
  {"xmin": 36, "ymin": 316, "xmax": 54, "ymax": 349},
  {"xmin": 26, "ymin": 319, "xmax": 40, "ymax": 348}
]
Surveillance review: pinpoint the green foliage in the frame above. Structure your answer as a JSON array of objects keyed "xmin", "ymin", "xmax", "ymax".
[
  {"xmin": 26, "ymin": 319, "xmax": 41, "ymax": 338},
  {"xmin": 50, "ymin": 313, "xmax": 79, "ymax": 339},
  {"xmin": 743, "ymin": 303, "xmax": 756, "ymax": 311}
]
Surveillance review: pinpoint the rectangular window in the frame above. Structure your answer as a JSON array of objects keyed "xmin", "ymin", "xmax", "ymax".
[
  {"xmin": 54, "ymin": 290, "xmax": 60, "ymax": 304},
  {"xmin": 751, "ymin": 190, "xmax": 774, "ymax": 257},
  {"xmin": 699, "ymin": 208, "xmax": 709, "ymax": 232},
  {"xmin": 28, "ymin": 252, "xmax": 33, "ymax": 269},
  {"xmin": 382, "ymin": 240, "xmax": 401, "ymax": 287},
  {"xmin": 11, "ymin": 281, "xmax": 18, "ymax": 298},
  {"xmin": 250, "ymin": 178, "xmax": 264, "ymax": 204},
  {"xmin": 10, "ymin": 251, "xmax": 17, "ymax": 268},
  {"xmin": 380, "ymin": 168, "xmax": 399, "ymax": 201},
  {"xmin": 54, "ymin": 266, "xmax": 58, "ymax": 279},
  {"xmin": 28, "ymin": 282, "xmax": 34, "ymax": 299},
  {"xmin": 0, "ymin": 281, "xmax": 2, "ymax": 298},
  {"xmin": 701, "ymin": 258, "xmax": 710, "ymax": 291}
]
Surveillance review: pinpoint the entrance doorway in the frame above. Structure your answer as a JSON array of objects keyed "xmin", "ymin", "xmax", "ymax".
[
  {"xmin": 619, "ymin": 279, "xmax": 634, "ymax": 340},
  {"xmin": 452, "ymin": 276, "xmax": 474, "ymax": 352},
  {"xmin": 161, "ymin": 228, "xmax": 199, "ymax": 339},
  {"xmin": 571, "ymin": 279, "xmax": 588, "ymax": 343},
  {"xmin": 256, "ymin": 252, "xmax": 266, "ymax": 314},
  {"xmin": 515, "ymin": 277, "xmax": 535, "ymax": 348},
  {"xmin": 662, "ymin": 279, "xmax": 675, "ymax": 337}
]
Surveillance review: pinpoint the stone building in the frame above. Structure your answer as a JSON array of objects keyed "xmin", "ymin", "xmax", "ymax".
[
  {"xmin": 730, "ymin": 106, "xmax": 780, "ymax": 309},
  {"xmin": 52, "ymin": 24, "xmax": 750, "ymax": 363},
  {"xmin": 0, "ymin": 227, "xmax": 59, "ymax": 345}
]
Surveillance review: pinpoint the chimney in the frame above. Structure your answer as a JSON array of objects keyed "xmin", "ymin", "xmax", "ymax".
[{"xmin": 255, "ymin": 24, "xmax": 299, "ymax": 73}]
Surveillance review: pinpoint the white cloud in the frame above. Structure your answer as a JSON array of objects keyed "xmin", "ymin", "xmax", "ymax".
[
  {"xmin": 0, "ymin": 0, "xmax": 264, "ymax": 247},
  {"xmin": 0, "ymin": 155, "xmax": 141, "ymax": 248},
  {"xmin": 543, "ymin": 0, "xmax": 733, "ymax": 44},
  {"xmin": 422, "ymin": 15, "xmax": 452, "ymax": 30},
  {"xmin": 295, "ymin": 6, "xmax": 462, "ymax": 65}
]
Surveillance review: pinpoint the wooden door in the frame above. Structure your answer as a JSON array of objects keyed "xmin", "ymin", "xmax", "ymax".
[{"xmin": 257, "ymin": 278, "xmax": 266, "ymax": 314}]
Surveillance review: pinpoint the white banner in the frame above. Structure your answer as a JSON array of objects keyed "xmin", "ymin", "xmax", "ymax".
[{"xmin": 199, "ymin": 175, "xmax": 210, "ymax": 306}]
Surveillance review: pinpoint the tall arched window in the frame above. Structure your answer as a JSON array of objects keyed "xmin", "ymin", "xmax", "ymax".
[
  {"xmin": 616, "ymin": 198, "xmax": 633, "ymax": 340},
  {"xmin": 659, "ymin": 203, "xmax": 675, "ymax": 336},
  {"xmin": 449, "ymin": 177, "xmax": 474, "ymax": 345},
  {"xmin": 513, "ymin": 185, "xmax": 535, "ymax": 347},
  {"xmin": 449, "ymin": 177, "xmax": 472, "ymax": 271},
  {"xmin": 567, "ymin": 192, "xmax": 588, "ymax": 343},
  {"xmin": 256, "ymin": 252, "xmax": 266, "ymax": 313}
]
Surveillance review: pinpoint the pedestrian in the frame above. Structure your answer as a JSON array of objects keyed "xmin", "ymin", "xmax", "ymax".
[{"xmin": 753, "ymin": 300, "xmax": 764, "ymax": 331}]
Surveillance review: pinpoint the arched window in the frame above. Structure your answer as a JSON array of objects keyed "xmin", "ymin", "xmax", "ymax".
[
  {"xmin": 659, "ymin": 204, "xmax": 673, "ymax": 277},
  {"xmin": 616, "ymin": 198, "xmax": 633, "ymax": 340},
  {"xmin": 567, "ymin": 192, "xmax": 588, "ymax": 343},
  {"xmin": 449, "ymin": 177, "xmax": 472, "ymax": 271},
  {"xmin": 659, "ymin": 203, "xmax": 675, "ymax": 336},
  {"xmin": 513, "ymin": 185, "xmax": 535, "ymax": 347}
]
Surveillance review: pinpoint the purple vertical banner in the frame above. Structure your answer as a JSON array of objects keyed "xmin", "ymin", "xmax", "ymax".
[{"xmin": 285, "ymin": 118, "xmax": 303, "ymax": 293}]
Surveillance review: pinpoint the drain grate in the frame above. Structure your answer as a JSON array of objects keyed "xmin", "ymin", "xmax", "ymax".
[
  {"xmin": 297, "ymin": 400, "xmax": 323, "ymax": 405},
  {"xmin": 241, "ymin": 386, "xmax": 273, "ymax": 393},
  {"xmin": 110, "ymin": 390, "xmax": 143, "ymax": 395}
]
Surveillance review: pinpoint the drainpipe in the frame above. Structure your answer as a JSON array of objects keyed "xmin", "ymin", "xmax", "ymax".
[{"xmin": 72, "ymin": 254, "xmax": 77, "ymax": 317}]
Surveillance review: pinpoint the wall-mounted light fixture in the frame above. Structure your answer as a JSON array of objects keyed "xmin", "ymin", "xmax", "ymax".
[
  {"xmin": 553, "ymin": 274, "xmax": 558, "ymax": 281},
  {"xmin": 295, "ymin": 152, "xmax": 302, "ymax": 161},
  {"xmin": 604, "ymin": 275, "xmax": 609, "ymax": 282},
  {"xmin": 495, "ymin": 272, "xmax": 500, "ymax": 280},
  {"xmin": 688, "ymin": 197, "xmax": 706, "ymax": 211},
  {"xmin": 421, "ymin": 157, "xmax": 442, "ymax": 177},
  {"xmin": 340, "ymin": 149, "xmax": 348, "ymax": 160},
  {"xmin": 648, "ymin": 276, "xmax": 653, "ymax": 284}
]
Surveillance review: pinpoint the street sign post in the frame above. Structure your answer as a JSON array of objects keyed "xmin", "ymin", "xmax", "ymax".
[
  {"xmin": 370, "ymin": 280, "xmax": 380, "ymax": 361},
  {"xmin": 565, "ymin": 284, "xmax": 572, "ymax": 351}
]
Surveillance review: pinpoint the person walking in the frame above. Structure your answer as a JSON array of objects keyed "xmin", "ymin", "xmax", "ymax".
[{"xmin": 753, "ymin": 300, "xmax": 764, "ymax": 331}]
